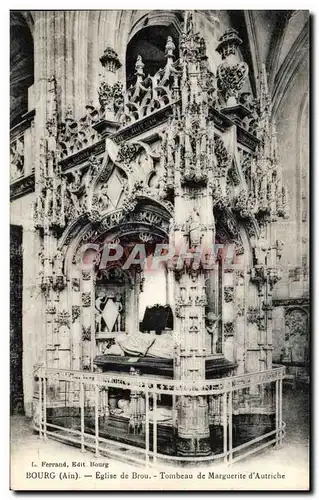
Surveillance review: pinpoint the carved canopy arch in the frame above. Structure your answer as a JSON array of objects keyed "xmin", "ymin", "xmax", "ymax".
[{"xmin": 61, "ymin": 198, "xmax": 172, "ymax": 275}]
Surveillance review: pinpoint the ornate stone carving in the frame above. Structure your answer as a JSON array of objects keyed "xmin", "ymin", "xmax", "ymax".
[
  {"xmin": 57, "ymin": 311, "xmax": 70, "ymax": 328},
  {"xmin": 64, "ymin": 155, "xmax": 103, "ymax": 221},
  {"xmin": 81, "ymin": 270, "xmax": 91, "ymax": 281},
  {"xmin": 139, "ymin": 232, "xmax": 153, "ymax": 243},
  {"xmin": 52, "ymin": 275, "xmax": 66, "ymax": 292},
  {"xmin": 98, "ymin": 81, "xmax": 124, "ymax": 117},
  {"xmin": 227, "ymin": 163, "xmax": 241, "ymax": 185},
  {"xmin": 224, "ymin": 286, "xmax": 234, "ymax": 303},
  {"xmin": 236, "ymin": 270, "xmax": 245, "ymax": 281},
  {"xmin": 72, "ymin": 278, "xmax": 80, "ymax": 292},
  {"xmin": 180, "ymin": 13, "xmax": 203, "ymax": 63},
  {"xmin": 234, "ymin": 190, "xmax": 256, "ymax": 219},
  {"xmin": 275, "ymin": 239, "xmax": 284, "ymax": 263},
  {"xmin": 82, "ymin": 326, "xmax": 91, "ymax": 342},
  {"xmin": 237, "ymin": 303, "xmax": 245, "ymax": 316},
  {"xmin": 267, "ymin": 266, "xmax": 283, "ymax": 288},
  {"xmin": 46, "ymin": 305, "xmax": 56, "ymax": 315},
  {"xmin": 284, "ymin": 309, "xmax": 308, "ymax": 363},
  {"xmin": 10, "ymin": 136, "xmax": 24, "ymax": 181},
  {"xmin": 214, "ymin": 137, "xmax": 230, "ymax": 178},
  {"xmin": 273, "ymin": 298, "xmax": 309, "ymax": 307},
  {"xmin": 11, "ymin": 173, "xmax": 35, "ymax": 201},
  {"xmin": 117, "ymin": 143, "xmax": 140, "ymax": 167},
  {"xmin": 216, "ymin": 30, "xmax": 248, "ymax": 107},
  {"xmin": 29, "ymin": 17, "xmax": 291, "ymax": 454},
  {"xmin": 117, "ymin": 34, "xmax": 180, "ymax": 127},
  {"xmin": 247, "ymin": 306, "xmax": 259, "ymax": 324},
  {"xmin": 250, "ymin": 265, "xmax": 266, "ymax": 284},
  {"xmin": 285, "ymin": 309, "xmax": 308, "ymax": 336},
  {"xmin": 205, "ymin": 312, "xmax": 220, "ymax": 355},
  {"xmin": 288, "ymin": 267, "xmax": 301, "ymax": 281},
  {"xmin": 187, "ymin": 207, "xmax": 202, "ymax": 247},
  {"xmin": 91, "ymin": 184, "xmax": 111, "ymax": 214},
  {"xmin": 58, "ymin": 104, "xmax": 100, "ymax": 160},
  {"xmin": 99, "ymin": 47, "xmax": 122, "ymax": 73},
  {"xmin": 72, "ymin": 305, "xmax": 81, "ymax": 323},
  {"xmin": 82, "ymin": 292, "xmax": 91, "ymax": 307},
  {"xmin": 224, "ymin": 322, "xmax": 234, "ymax": 335},
  {"xmin": 39, "ymin": 276, "xmax": 53, "ymax": 298}
]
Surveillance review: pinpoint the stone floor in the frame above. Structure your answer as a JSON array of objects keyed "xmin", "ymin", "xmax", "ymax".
[{"xmin": 10, "ymin": 383, "xmax": 309, "ymax": 491}]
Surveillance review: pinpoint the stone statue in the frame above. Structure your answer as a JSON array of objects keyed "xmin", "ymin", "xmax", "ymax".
[
  {"xmin": 95, "ymin": 291, "xmax": 107, "ymax": 333},
  {"xmin": 253, "ymin": 234, "xmax": 269, "ymax": 266},
  {"xmin": 275, "ymin": 239, "xmax": 284, "ymax": 263},
  {"xmin": 54, "ymin": 249, "xmax": 64, "ymax": 275},
  {"xmin": 156, "ymin": 175, "xmax": 166, "ymax": 197},
  {"xmin": 205, "ymin": 312, "xmax": 220, "ymax": 355},
  {"xmin": 98, "ymin": 185, "xmax": 111, "ymax": 210},
  {"xmin": 187, "ymin": 207, "xmax": 202, "ymax": 247}
]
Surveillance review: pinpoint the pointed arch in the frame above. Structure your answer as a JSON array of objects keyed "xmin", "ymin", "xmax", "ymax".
[{"xmin": 59, "ymin": 197, "xmax": 172, "ymax": 275}]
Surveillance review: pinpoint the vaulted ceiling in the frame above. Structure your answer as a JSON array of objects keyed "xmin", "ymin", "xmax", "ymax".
[
  {"xmin": 10, "ymin": 10, "xmax": 309, "ymax": 127},
  {"xmin": 228, "ymin": 10, "xmax": 309, "ymax": 106}
]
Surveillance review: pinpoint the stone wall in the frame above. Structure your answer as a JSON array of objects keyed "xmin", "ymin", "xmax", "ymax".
[
  {"xmin": 271, "ymin": 30, "xmax": 309, "ymax": 369},
  {"xmin": 11, "ymin": 192, "xmax": 44, "ymax": 416}
]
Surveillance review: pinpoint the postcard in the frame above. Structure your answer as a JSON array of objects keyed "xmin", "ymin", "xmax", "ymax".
[{"xmin": 10, "ymin": 9, "xmax": 309, "ymax": 491}]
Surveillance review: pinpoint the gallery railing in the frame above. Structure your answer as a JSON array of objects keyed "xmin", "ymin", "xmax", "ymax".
[{"xmin": 33, "ymin": 366, "xmax": 285, "ymax": 466}]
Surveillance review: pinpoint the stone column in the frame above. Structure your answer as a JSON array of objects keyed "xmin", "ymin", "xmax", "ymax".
[
  {"xmin": 80, "ymin": 269, "xmax": 94, "ymax": 370},
  {"xmin": 70, "ymin": 265, "xmax": 82, "ymax": 370},
  {"xmin": 173, "ymin": 191, "xmax": 211, "ymax": 455},
  {"xmin": 234, "ymin": 266, "xmax": 246, "ymax": 375},
  {"xmin": 175, "ymin": 267, "xmax": 211, "ymax": 456},
  {"xmin": 223, "ymin": 267, "xmax": 235, "ymax": 362},
  {"xmin": 125, "ymin": 281, "xmax": 137, "ymax": 334}
]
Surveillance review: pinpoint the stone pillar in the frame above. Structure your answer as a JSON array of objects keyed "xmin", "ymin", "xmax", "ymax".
[
  {"xmin": 175, "ymin": 267, "xmax": 211, "ymax": 456},
  {"xmin": 223, "ymin": 267, "xmax": 235, "ymax": 362},
  {"xmin": 125, "ymin": 280, "xmax": 138, "ymax": 334},
  {"xmin": 234, "ymin": 266, "xmax": 246, "ymax": 375},
  {"xmin": 70, "ymin": 265, "xmax": 82, "ymax": 370},
  {"xmin": 80, "ymin": 269, "xmax": 94, "ymax": 370},
  {"xmin": 173, "ymin": 191, "xmax": 211, "ymax": 455},
  {"xmin": 168, "ymin": 13, "xmax": 216, "ymax": 456}
]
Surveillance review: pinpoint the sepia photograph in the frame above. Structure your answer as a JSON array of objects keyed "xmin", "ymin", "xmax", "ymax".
[{"xmin": 9, "ymin": 9, "xmax": 310, "ymax": 491}]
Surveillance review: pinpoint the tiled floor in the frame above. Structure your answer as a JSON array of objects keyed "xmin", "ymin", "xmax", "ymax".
[{"xmin": 10, "ymin": 383, "xmax": 309, "ymax": 490}]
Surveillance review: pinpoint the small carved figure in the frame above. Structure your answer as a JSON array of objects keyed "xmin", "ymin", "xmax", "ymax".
[
  {"xmin": 253, "ymin": 234, "xmax": 270, "ymax": 266},
  {"xmin": 275, "ymin": 239, "xmax": 284, "ymax": 263},
  {"xmin": 205, "ymin": 312, "xmax": 220, "ymax": 355},
  {"xmin": 156, "ymin": 175, "xmax": 167, "ymax": 197},
  {"xmin": 187, "ymin": 207, "xmax": 202, "ymax": 247},
  {"xmin": 95, "ymin": 291, "xmax": 107, "ymax": 333},
  {"xmin": 54, "ymin": 249, "xmax": 64, "ymax": 275},
  {"xmin": 97, "ymin": 185, "xmax": 111, "ymax": 211}
]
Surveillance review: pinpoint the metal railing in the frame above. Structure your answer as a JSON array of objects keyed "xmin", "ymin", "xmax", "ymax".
[{"xmin": 33, "ymin": 366, "xmax": 285, "ymax": 466}]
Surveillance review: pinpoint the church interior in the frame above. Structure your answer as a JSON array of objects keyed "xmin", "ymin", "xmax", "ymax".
[{"xmin": 10, "ymin": 10, "xmax": 309, "ymax": 464}]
